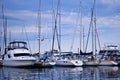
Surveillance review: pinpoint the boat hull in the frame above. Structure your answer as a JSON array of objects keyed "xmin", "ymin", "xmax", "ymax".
[
  {"xmin": 55, "ymin": 59, "xmax": 83, "ymax": 67},
  {"xmin": 99, "ymin": 61, "xmax": 118, "ymax": 66},
  {"xmin": 83, "ymin": 61, "xmax": 99, "ymax": 66},
  {"xmin": 2, "ymin": 59, "xmax": 35, "ymax": 67},
  {"xmin": 34, "ymin": 61, "xmax": 56, "ymax": 68}
]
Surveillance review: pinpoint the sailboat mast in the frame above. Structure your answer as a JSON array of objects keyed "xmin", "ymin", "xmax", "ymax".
[
  {"xmin": 92, "ymin": 0, "xmax": 98, "ymax": 55},
  {"xmin": 91, "ymin": 0, "xmax": 96, "ymax": 55},
  {"xmin": 83, "ymin": 25, "xmax": 85, "ymax": 52},
  {"xmin": 38, "ymin": 0, "xmax": 41, "ymax": 54},
  {"xmin": 58, "ymin": 0, "xmax": 61, "ymax": 55},
  {"xmin": 91, "ymin": 8, "xmax": 94, "ymax": 55},
  {"xmin": 4, "ymin": 18, "xmax": 7, "ymax": 50},
  {"xmin": 2, "ymin": 2, "xmax": 7, "ymax": 55},
  {"xmin": 0, "ymin": 0, "xmax": 2, "ymax": 53},
  {"xmin": 93, "ymin": 0, "xmax": 96, "ymax": 54},
  {"xmin": 80, "ymin": 1, "xmax": 82, "ymax": 52},
  {"xmin": 51, "ymin": 0, "xmax": 56, "ymax": 55},
  {"xmin": 93, "ymin": 0, "xmax": 101, "ymax": 51}
]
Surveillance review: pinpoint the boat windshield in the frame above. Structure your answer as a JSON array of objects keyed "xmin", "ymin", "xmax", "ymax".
[
  {"xmin": 8, "ymin": 41, "xmax": 28, "ymax": 50},
  {"xmin": 14, "ymin": 53, "xmax": 31, "ymax": 57}
]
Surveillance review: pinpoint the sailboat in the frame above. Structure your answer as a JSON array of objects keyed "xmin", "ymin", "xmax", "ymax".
[
  {"xmin": 81, "ymin": 0, "xmax": 99, "ymax": 66},
  {"xmin": 54, "ymin": 52, "xmax": 83, "ymax": 67},
  {"xmin": 34, "ymin": 51, "xmax": 56, "ymax": 67},
  {"xmin": 52, "ymin": 0, "xmax": 83, "ymax": 67},
  {"xmin": 34, "ymin": 0, "xmax": 56, "ymax": 67},
  {"xmin": 80, "ymin": 51, "xmax": 99, "ymax": 66}
]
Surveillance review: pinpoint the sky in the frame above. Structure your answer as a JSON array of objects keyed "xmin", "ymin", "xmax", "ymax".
[{"xmin": 0, "ymin": 0, "xmax": 120, "ymax": 53}]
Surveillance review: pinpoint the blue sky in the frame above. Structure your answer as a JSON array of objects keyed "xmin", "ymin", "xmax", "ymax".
[{"xmin": 0, "ymin": 0, "xmax": 120, "ymax": 53}]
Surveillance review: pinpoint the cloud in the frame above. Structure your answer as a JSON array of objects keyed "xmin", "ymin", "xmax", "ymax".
[
  {"xmin": 97, "ymin": 15, "xmax": 120, "ymax": 29},
  {"xmin": 8, "ymin": 24, "xmax": 52, "ymax": 35},
  {"xmin": 100, "ymin": 0, "xmax": 120, "ymax": 6},
  {"xmin": 4, "ymin": 9, "xmax": 120, "ymax": 37},
  {"xmin": 5, "ymin": 10, "xmax": 37, "ymax": 21}
]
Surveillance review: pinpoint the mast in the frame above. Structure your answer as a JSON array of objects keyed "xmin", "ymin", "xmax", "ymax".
[
  {"xmin": 84, "ymin": 0, "xmax": 101, "ymax": 55},
  {"xmin": 2, "ymin": 2, "xmax": 7, "ymax": 55},
  {"xmin": 38, "ymin": 0, "xmax": 41, "ymax": 54},
  {"xmin": 51, "ymin": 0, "xmax": 61, "ymax": 56},
  {"xmin": 93, "ymin": 0, "xmax": 101, "ymax": 50},
  {"xmin": 85, "ymin": 8, "xmax": 93, "ymax": 53},
  {"xmin": 79, "ymin": 1, "xmax": 85, "ymax": 52},
  {"xmin": 58, "ymin": 0, "xmax": 61, "ymax": 55},
  {"xmin": 83, "ymin": 25, "xmax": 85, "ymax": 52},
  {"xmin": 92, "ymin": 0, "xmax": 101, "ymax": 55},
  {"xmin": 51, "ymin": 0, "xmax": 55, "ymax": 55},
  {"xmin": 93, "ymin": 0, "xmax": 101, "ymax": 54},
  {"xmin": 93, "ymin": 0, "xmax": 96, "ymax": 55},
  {"xmin": 91, "ymin": 8, "xmax": 94, "ymax": 55},
  {"xmin": 0, "ymin": 1, "xmax": 1, "ymax": 52},
  {"xmin": 4, "ymin": 18, "xmax": 7, "ymax": 51},
  {"xmin": 80, "ymin": 1, "xmax": 82, "ymax": 52}
]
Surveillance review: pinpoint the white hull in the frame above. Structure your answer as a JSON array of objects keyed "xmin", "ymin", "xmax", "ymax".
[
  {"xmin": 35, "ymin": 61, "xmax": 56, "ymax": 67},
  {"xmin": 99, "ymin": 61, "xmax": 118, "ymax": 66},
  {"xmin": 2, "ymin": 59, "xmax": 35, "ymax": 67},
  {"xmin": 84, "ymin": 61, "xmax": 99, "ymax": 66},
  {"xmin": 41, "ymin": 61, "xmax": 56, "ymax": 67},
  {"xmin": 55, "ymin": 59, "xmax": 83, "ymax": 67}
]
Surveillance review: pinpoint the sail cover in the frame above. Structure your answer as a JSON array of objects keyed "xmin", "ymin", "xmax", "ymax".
[{"xmin": 80, "ymin": 50, "xmax": 93, "ymax": 55}]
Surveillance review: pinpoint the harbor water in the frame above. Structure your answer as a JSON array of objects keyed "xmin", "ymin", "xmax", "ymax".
[{"xmin": 0, "ymin": 66, "xmax": 120, "ymax": 80}]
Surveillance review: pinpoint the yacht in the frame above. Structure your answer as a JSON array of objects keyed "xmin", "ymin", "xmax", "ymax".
[{"xmin": 2, "ymin": 41, "xmax": 36, "ymax": 67}]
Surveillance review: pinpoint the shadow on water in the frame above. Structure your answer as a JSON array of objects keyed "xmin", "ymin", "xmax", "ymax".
[{"xmin": 0, "ymin": 66, "xmax": 120, "ymax": 80}]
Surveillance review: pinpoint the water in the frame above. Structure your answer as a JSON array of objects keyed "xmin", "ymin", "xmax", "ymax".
[{"xmin": 0, "ymin": 66, "xmax": 120, "ymax": 80}]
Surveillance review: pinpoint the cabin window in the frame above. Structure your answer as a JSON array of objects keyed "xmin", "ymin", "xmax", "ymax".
[
  {"xmin": 8, "ymin": 42, "xmax": 28, "ymax": 49},
  {"xmin": 14, "ymin": 53, "xmax": 31, "ymax": 57},
  {"xmin": 19, "ymin": 43, "xmax": 26, "ymax": 48}
]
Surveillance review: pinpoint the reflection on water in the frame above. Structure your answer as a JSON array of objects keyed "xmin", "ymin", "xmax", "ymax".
[{"xmin": 0, "ymin": 66, "xmax": 120, "ymax": 80}]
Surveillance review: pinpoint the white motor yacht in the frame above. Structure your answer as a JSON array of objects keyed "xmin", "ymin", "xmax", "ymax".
[{"xmin": 2, "ymin": 41, "xmax": 36, "ymax": 67}]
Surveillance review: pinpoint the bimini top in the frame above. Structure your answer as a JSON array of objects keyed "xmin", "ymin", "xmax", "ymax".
[
  {"xmin": 9, "ymin": 40, "xmax": 27, "ymax": 44},
  {"xmin": 8, "ymin": 41, "xmax": 28, "ymax": 50}
]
